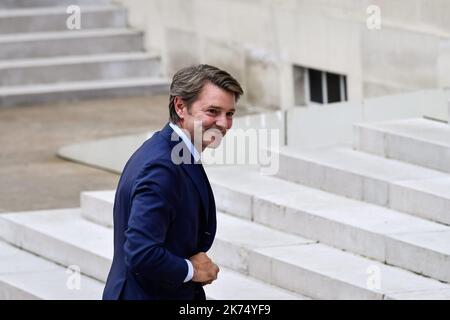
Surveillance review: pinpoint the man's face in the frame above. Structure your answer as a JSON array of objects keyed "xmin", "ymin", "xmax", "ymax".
[{"xmin": 175, "ymin": 82, "xmax": 236, "ymax": 150}]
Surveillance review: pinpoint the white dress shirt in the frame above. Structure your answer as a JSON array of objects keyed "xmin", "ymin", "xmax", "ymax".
[
  {"xmin": 169, "ymin": 122, "xmax": 200, "ymax": 163},
  {"xmin": 169, "ymin": 122, "xmax": 199, "ymax": 283}
]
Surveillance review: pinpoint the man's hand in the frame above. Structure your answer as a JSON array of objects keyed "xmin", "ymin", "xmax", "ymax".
[
  {"xmin": 201, "ymin": 280, "xmax": 213, "ymax": 286},
  {"xmin": 189, "ymin": 252, "xmax": 219, "ymax": 284}
]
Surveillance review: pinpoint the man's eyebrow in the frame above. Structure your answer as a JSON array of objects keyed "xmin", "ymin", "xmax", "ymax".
[{"xmin": 205, "ymin": 105, "xmax": 236, "ymax": 112}]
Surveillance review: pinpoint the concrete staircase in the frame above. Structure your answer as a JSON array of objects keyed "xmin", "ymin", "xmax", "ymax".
[
  {"xmin": 354, "ymin": 118, "xmax": 450, "ymax": 173},
  {"xmin": 0, "ymin": 0, "xmax": 169, "ymax": 107},
  {"xmin": 273, "ymin": 146, "xmax": 450, "ymax": 225},
  {"xmin": 1, "ymin": 117, "xmax": 450, "ymax": 299},
  {"xmin": 0, "ymin": 208, "xmax": 307, "ymax": 300},
  {"xmin": 0, "ymin": 240, "xmax": 103, "ymax": 299}
]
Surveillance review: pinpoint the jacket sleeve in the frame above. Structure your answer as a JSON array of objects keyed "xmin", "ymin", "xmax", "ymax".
[{"xmin": 123, "ymin": 160, "xmax": 188, "ymax": 288}]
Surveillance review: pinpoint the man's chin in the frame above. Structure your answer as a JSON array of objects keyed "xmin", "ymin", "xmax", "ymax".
[
  {"xmin": 201, "ymin": 127, "xmax": 226, "ymax": 149},
  {"xmin": 203, "ymin": 139, "xmax": 222, "ymax": 149}
]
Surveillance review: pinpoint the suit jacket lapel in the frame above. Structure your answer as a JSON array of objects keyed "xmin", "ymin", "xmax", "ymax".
[
  {"xmin": 159, "ymin": 123, "xmax": 210, "ymax": 225},
  {"xmin": 180, "ymin": 162, "xmax": 210, "ymax": 226}
]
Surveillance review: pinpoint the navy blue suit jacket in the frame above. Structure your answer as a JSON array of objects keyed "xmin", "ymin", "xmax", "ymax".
[{"xmin": 102, "ymin": 123, "xmax": 217, "ymax": 300}]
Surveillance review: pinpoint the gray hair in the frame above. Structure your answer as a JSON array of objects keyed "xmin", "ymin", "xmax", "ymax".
[{"xmin": 169, "ymin": 64, "xmax": 244, "ymax": 123}]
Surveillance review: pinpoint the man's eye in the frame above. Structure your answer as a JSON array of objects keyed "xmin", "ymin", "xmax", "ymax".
[
  {"xmin": 208, "ymin": 109, "xmax": 218, "ymax": 115},
  {"xmin": 227, "ymin": 112, "xmax": 234, "ymax": 117}
]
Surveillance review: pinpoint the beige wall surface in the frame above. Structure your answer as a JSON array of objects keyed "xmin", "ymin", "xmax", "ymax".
[{"xmin": 113, "ymin": 0, "xmax": 450, "ymax": 109}]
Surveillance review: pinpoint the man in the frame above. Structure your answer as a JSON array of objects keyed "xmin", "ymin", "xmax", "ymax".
[{"xmin": 103, "ymin": 64, "xmax": 244, "ymax": 300}]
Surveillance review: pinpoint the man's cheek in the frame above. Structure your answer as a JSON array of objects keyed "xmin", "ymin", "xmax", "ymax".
[{"xmin": 203, "ymin": 128, "xmax": 224, "ymax": 148}]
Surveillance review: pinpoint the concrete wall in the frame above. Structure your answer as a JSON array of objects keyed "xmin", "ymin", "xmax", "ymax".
[
  {"xmin": 113, "ymin": 0, "xmax": 450, "ymax": 109},
  {"xmin": 285, "ymin": 89, "xmax": 449, "ymax": 150},
  {"xmin": 232, "ymin": 88, "xmax": 448, "ymax": 150}
]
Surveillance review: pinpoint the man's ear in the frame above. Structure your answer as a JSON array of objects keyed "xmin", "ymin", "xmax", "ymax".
[{"xmin": 174, "ymin": 96, "xmax": 185, "ymax": 119}]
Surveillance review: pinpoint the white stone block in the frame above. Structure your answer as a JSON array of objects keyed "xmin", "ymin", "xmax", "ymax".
[
  {"xmin": 247, "ymin": 249, "xmax": 272, "ymax": 284},
  {"xmin": 206, "ymin": 165, "xmax": 300, "ymax": 219},
  {"xmin": 270, "ymin": 255, "xmax": 379, "ymax": 300},
  {"xmin": 0, "ymin": 53, "xmax": 161, "ymax": 87},
  {"xmin": 362, "ymin": 177, "xmax": 390, "ymax": 206},
  {"xmin": 0, "ymin": 5, "xmax": 127, "ymax": 34},
  {"xmin": 390, "ymin": 177, "xmax": 450, "ymax": 225},
  {"xmin": 385, "ymin": 289, "xmax": 450, "ymax": 300},
  {"xmin": 277, "ymin": 148, "xmax": 392, "ymax": 206},
  {"xmin": 0, "ymin": 29, "xmax": 144, "ymax": 60},
  {"xmin": 210, "ymin": 183, "xmax": 253, "ymax": 220},
  {"xmin": 275, "ymin": 145, "xmax": 445, "ymax": 212},
  {"xmin": 354, "ymin": 119, "xmax": 450, "ymax": 173},
  {"xmin": 0, "ymin": 0, "xmax": 111, "ymax": 8},
  {"xmin": 209, "ymin": 213, "xmax": 312, "ymax": 274},
  {"xmin": 0, "ymin": 77, "xmax": 169, "ymax": 107},
  {"xmin": 386, "ymin": 135, "xmax": 441, "ymax": 170},
  {"xmin": 0, "ymin": 241, "xmax": 103, "ymax": 300},
  {"xmin": 276, "ymin": 152, "xmax": 326, "ymax": 188},
  {"xmin": 209, "ymin": 239, "xmax": 250, "ymax": 275},
  {"xmin": 0, "ymin": 209, "xmax": 113, "ymax": 282},
  {"xmin": 248, "ymin": 245, "xmax": 381, "ymax": 299},
  {"xmin": 0, "ymin": 281, "xmax": 39, "ymax": 300},
  {"xmin": 58, "ymin": 132, "xmax": 151, "ymax": 175},
  {"xmin": 253, "ymin": 185, "xmax": 450, "ymax": 275},
  {"xmin": 386, "ymin": 231, "xmax": 450, "ymax": 283},
  {"xmin": 209, "ymin": 165, "xmax": 450, "ymax": 282},
  {"xmin": 0, "ymin": 269, "xmax": 103, "ymax": 300},
  {"xmin": 254, "ymin": 196, "xmax": 387, "ymax": 262},
  {"xmin": 81, "ymin": 190, "xmax": 115, "ymax": 228},
  {"xmin": 322, "ymin": 166, "xmax": 365, "ymax": 201},
  {"xmin": 249, "ymin": 244, "xmax": 450, "ymax": 300},
  {"xmin": 205, "ymin": 267, "xmax": 308, "ymax": 300},
  {"xmin": 353, "ymin": 124, "xmax": 386, "ymax": 156}
]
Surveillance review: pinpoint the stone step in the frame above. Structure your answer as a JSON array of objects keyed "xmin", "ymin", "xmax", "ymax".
[
  {"xmin": 273, "ymin": 145, "xmax": 450, "ymax": 225},
  {"xmin": 0, "ymin": 0, "xmax": 111, "ymax": 9},
  {"xmin": 0, "ymin": 208, "xmax": 308, "ymax": 300},
  {"xmin": 210, "ymin": 212, "xmax": 317, "ymax": 273},
  {"xmin": 0, "ymin": 240, "xmax": 103, "ymax": 299},
  {"xmin": 79, "ymin": 192, "xmax": 450, "ymax": 298},
  {"xmin": 58, "ymin": 132, "xmax": 154, "ymax": 176},
  {"xmin": 81, "ymin": 190, "xmax": 115, "ymax": 228},
  {"xmin": 0, "ymin": 28, "xmax": 144, "ymax": 60},
  {"xmin": 208, "ymin": 211, "xmax": 450, "ymax": 299},
  {"xmin": 206, "ymin": 166, "xmax": 450, "ymax": 283},
  {"xmin": 354, "ymin": 118, "xmax": 450, "ymax": 173},
  {"xmin": 0, "ymin": 5, "xmax": 127, "ymax": 34},
  {"xmin": 81, "ymin": 172, "xmax": 450, "ymax": 284},
  {"xmin": 0, "ymin": 77, "xmax": 170, "ymax": 107},
  {"xmin": 0, "ymin": 53, "xmax": 161, "ymax": 86},
  {"xmin": 0, "ymin": 208, "xmax": 113, "ymax": 282},
  {"xmin": 390, "ymin": 177, "xmax": 450, "ymax": 228},
  {"xmin": 205, "ymin": 267, "xmax": 308, "ymax": 300},
  {"xmin": 250, "ymin": 243, "xmax": 450, "ymax": 300}
]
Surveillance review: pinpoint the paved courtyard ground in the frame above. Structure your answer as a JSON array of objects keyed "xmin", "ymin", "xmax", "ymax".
[
  {"xmin": 0, "ymin": 95, "xmax": 170, "ymax": 213},
  {"xmin": 0, "ymin": 95, "xmax": 256, "ymax": 213}
]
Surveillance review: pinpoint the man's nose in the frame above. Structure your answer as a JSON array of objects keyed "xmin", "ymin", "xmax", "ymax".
[{"xmin": 216, "ymin": 113, "xmax": 231, "ymax": 130}]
